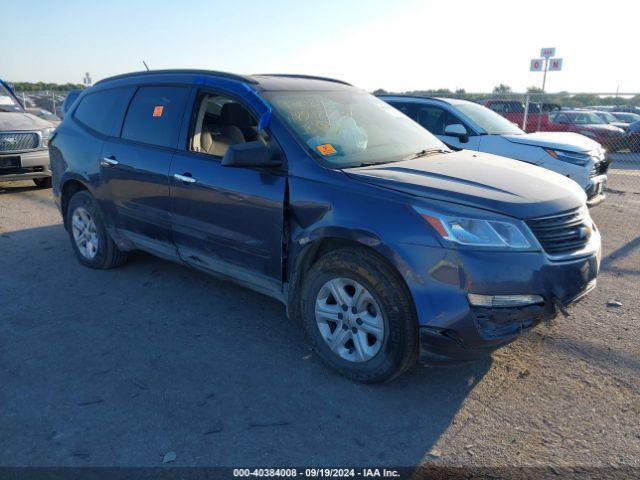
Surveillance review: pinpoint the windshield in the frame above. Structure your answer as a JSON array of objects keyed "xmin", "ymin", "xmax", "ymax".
[
  {"xmin": 262, "ymin": 90, "xmax": 446, "ymax": 168},
  {"xmin": 613, "ymin": 112, "xmax": 640, "ymax": 123},
  {"xmin": 0, "ymin": 83, "xmax": 23, "ymax": 112},
  {"xmin": 456, "ymin": 102, "xmax": 524, "ymax": 135},
  {"xmin": 567, "ymin": 112, "xmax": 605, "ymax": 124}
]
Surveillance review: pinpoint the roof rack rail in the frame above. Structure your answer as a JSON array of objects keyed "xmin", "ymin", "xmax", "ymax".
[
  {"xmin": 256, "ymin": 73, "xmax": 351, "ymax": 86},
  {"xmin": 374, "ymin": 93, "xmax": 454, "ymax": 103},
  {"xmin": 95, "ymin": 69, "xmax": 258, "ymax": 86}
]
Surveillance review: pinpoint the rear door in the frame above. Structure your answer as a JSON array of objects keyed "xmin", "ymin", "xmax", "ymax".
[
  {"xmin": 100, "ymin": 85, "xmax": 191, "ymax": 257},
  {"xmin": 169, "ymin": 89, "xmax": 286, "ymax": 297}
]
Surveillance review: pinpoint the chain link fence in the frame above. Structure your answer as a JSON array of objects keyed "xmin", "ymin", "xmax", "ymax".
[{"xmin": 15, "ymin": 90, "xmax": 67, "ymax": 118}]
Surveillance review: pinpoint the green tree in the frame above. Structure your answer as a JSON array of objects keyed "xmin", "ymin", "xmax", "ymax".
[{"xmin": 493, "ymin": 84, "xmax": 512, "ymax": 94}]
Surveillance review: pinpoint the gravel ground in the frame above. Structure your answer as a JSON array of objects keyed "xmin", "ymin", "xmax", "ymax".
[{"xmin": 0, "ymin": 164, "xmax": 638, "ymax": 472}]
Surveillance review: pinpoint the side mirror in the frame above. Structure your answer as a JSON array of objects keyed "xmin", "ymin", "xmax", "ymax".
[
  {"xmin": 221, "ymin": 141, "xmax": 282, "ymax": 168},
  {"xmin": 444, "ymin": 123, "xmax": 468, "ymax": 142}
]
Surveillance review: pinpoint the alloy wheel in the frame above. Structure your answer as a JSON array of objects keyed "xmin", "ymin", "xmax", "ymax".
[
  {"xmin": 71, "ymin": 207, "xmax": 99, "ymax": 260},
  {"xmin": 314, "ymin": 277, "xmax": 385, "ymax": 362}
]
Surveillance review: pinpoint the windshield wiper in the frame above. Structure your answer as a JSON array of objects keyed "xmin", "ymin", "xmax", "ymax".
[
  {"xmin": 346, "ymin": 148, "xmax": 451, "ymax": 168},
  {"xmin": 403, "ymin": 148, "xmax": 451, "ymax": 161}
]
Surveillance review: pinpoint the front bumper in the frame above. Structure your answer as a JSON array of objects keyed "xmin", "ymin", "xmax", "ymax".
[
  {"xmin": 0, "ymin": 149, "xmax": 51, "ymax": 181},
  {"xmin": 395, "ymin": 242, "xmax": 600, "ymax": 358},
  {"xmin": 586, "ymin": 174, "xmax": 607, "ymax": 207}
]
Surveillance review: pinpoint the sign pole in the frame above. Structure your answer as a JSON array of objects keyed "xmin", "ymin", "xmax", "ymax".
[
  {"xmin": 532, "ymin": 48, "xmax": 561, "ymax": 132},
  {"xmin": 535, "ymin": 59, "xmax": 549, "ymax": 132}
]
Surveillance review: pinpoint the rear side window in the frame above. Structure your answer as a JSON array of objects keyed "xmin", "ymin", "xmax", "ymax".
[
  {"xmin": 387, "ymin": 102, "xmax": 416, "ymax": 118},
  {"xmin": 74, "ymin": 88, "xmax": 131, "ymax": 135},
  {"xmin": 121, "ymin": 86, "xmax": 190, "ymax": 148}
]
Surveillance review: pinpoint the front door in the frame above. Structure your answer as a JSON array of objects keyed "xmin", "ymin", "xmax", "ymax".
[{"xmin": 169, "ymin": 91, "xmax": 286, "ymax": 298}]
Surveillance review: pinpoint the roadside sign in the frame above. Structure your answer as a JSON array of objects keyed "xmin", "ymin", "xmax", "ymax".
[
  {"xmin": 530, "ymin": 59, "xmax": 544, "ymax": 71},
  {"xmin": 541, "ymin": 47, "xmax": 556, "ymax": 58},
  {"xmin": 548, "ymin": 58, "xmax": 563, "ymax": 71}
]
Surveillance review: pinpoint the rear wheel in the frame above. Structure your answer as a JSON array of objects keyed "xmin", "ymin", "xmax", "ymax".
[
  {"xmin": 301, "ymin": 247, "xmax": 419, "ymax": 383},
  {"xmin": 33, "ymin": 177, "xmax": 52, "ymax": 189},
  {"xmin": 66, "ymin": 191, "xmax": 127, "ymax": 269}
]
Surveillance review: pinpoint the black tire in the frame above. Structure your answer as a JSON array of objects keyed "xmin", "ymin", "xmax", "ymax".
[
  {"xmin": 66, "ymin": 190, "xmax": 127, "ymax": 269},
  {"xmin": 33, "ymin": 177, "xmax": 52, "ymax": 189},
  {"xmin": 300, "ymin": 247, "xmax": 419, "ymax": 383}
]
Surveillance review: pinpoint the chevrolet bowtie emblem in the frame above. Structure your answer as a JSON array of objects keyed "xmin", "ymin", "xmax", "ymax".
[{"xmin": 578, "ymin": 225, "xmax": 592, "ymax": 239}]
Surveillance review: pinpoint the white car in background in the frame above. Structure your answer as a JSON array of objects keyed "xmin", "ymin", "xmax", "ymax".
[{"xmin": 380, "ymin": 95, "xmax": 609, "ymax": 206}]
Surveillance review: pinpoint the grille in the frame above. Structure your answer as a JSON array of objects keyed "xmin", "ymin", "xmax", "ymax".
[
  {"xmin": 0, "ymin": 132, "xmax": 39, "ymax": 152},
  {"xmin": 526, "ymin": 208, "xmax": 592, "ymax": 255}
]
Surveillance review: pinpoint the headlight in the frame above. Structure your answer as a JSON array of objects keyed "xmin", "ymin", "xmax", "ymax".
[
  {"xmin": 413, "ymin": 206, "xmax": 533, "ymax": 249},
  {"xmin": 41, "ymin": 127, "xmax": 55, "ymax": 147},
  {"xmin": 544, "ymin": 148, "xmax": 591, "ymax": 166}
]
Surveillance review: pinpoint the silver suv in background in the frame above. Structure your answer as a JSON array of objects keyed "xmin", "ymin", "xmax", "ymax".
[{"xmin": 0, "ymin": 79, "xmax": 55, "ymax": 188}]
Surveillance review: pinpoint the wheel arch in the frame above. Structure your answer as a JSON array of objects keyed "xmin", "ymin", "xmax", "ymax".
[
  {"xmin": 60, "ymin": 177, "xmax": 90, "ymax": 229},
  {"xmin": 286, "ymin": 230, "xmax": 415, "ymax": 323}
]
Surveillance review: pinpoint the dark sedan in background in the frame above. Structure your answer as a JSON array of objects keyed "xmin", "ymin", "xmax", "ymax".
[{"xmin": 546, "ymin": 110, "xmax": 626, "ymax": 151}]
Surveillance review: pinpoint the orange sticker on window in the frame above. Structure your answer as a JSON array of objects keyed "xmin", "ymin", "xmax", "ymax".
[
  {"xmin": 316, "ymin": 143, "xmax": 337, "ymax": 156},
  {"xmin": 152, "ymin": 105, "xmax": 164, "ymax": 117}
]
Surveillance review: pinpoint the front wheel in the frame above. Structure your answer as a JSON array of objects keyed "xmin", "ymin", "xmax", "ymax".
[{"xmin": 301, "ymin": 247, "xmax": 419, "ymax": 383}]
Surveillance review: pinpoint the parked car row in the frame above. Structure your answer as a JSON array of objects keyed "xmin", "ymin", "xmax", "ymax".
[
  {"xmin": 37, "ymin": 70, "xmax": 602, "ymax": 383},
  {"xmin": 380, "ymin": 96, "xmax": 609, "ymax": 205},
  {"xmin": 483, "ymin": 99, "xmax": 640, "ymax": 152}
]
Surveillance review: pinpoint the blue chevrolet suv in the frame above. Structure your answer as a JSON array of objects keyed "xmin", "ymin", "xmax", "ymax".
[{"xmin": 50, "ymin": 70, "xmax": 600, "ymax": 383}]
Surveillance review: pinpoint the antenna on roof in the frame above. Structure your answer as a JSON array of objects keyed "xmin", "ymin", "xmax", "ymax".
[{"xmin": 142, "ymin": 61, "xmax": 150, "ymax": 72}]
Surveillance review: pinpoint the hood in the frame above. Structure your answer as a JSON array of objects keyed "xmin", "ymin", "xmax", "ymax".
[
  {"xmin": 344, "ymin": 150, "xmax": 586, "ymax": 219},
  {"xmin": 579, "ymin": 124, "xmax": 625, "ymax": 135},
  {"xmin": 502, "ymin": 131, "xmax": 601, "ymax": 153},
  {"xmin": 0, "ymin": 112, "xmax": 54, "ymax": 131},
  {"xmin": 611, "ymin": 122, "xmax": 629, "ymax": 129}
]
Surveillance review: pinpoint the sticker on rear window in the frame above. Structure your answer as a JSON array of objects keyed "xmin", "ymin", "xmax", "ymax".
[
  {"xmin": 316, "ymin": 143, "xmax": 337, "ymax": 156},
  {"xmin": 152, "ymin": 105, "xmax": 164, "ymax": 117}
]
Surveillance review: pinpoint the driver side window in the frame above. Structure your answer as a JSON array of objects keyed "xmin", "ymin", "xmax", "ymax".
[
  {"xmin": 191, "ymin": 93, "xmax": 258, "ymax": 157},
  {"xmin": 415, "ymin": 106, "xmax": 461, "ymax": 136},
  {"xmin": 552, "ymin": 113, "xmax": 569, "ymax": 124}
]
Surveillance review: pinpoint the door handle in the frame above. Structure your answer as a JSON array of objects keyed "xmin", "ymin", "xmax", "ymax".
[
  {"xmin": 174, "ymin": 173, "xmax": 196, "ymax": 184},
  {"xmin": 101, "ymin": 156, "xmax": 119, "ymax": 167}
]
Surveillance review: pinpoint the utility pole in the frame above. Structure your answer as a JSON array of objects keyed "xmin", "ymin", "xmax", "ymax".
[{"xmin": 541, "ymin": 57, "xmax": 549, "ymax": 93}]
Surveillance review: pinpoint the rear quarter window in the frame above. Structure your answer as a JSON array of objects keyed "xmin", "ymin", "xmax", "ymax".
[
  {"xmin": 121, "ymin": 86, "xmax": 190, "ymax": 148},
  {"xmin": 73, "ymin": 88, "xmax": 132, "ymax": 136}
]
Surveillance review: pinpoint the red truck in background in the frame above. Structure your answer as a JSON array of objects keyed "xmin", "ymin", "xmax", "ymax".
[{"xmin": 481, "ymin": 99, "xmax": 560, "ymax": 132}]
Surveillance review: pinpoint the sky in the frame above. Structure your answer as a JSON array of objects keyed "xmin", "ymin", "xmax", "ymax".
[{"xmin": 2, "ymin": 0, "xmax": 638, "ymax": 93}]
